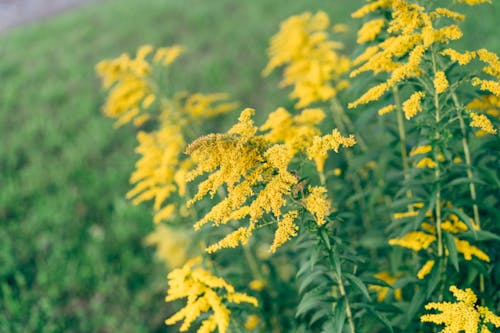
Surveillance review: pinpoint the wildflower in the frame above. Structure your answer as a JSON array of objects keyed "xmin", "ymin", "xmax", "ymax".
[
  {"xmin": 457, "ymin": 0, "xmax": 492, "ymax": 6},
  {"xmin": 144, "ymin": 224, "xmax": 191, "ymax": 268},
  {"xmin": 389, "ymin": 231, "xmax": 436, "ymax": 251},
  {"xmin": 244, "ymin": 315, "xmax": 260, "ymax": 330},
  {"xmin": 249, "ymin": 279, "xmax": 266, "ymax": 291},
  {"xmin": 403, "ymin": 91, "xmax": 425, "ymax": 119},
  {"xmin": 126, "ymin": 123, "xmax": 186, "ymax": 223},
  {"xmin": 357, "ymin": 19, "xmax": 386, "ymax": 44},
  {"xmin": 421, "ymin": 285, "xmax": 500, "ymax": 333},
  {"xmin": 441, "ymin": 48, "xmax": 476, "ymax": 65},
  {"xmin": 183, "ymin": 93, "xmax": 238, "ymax": 118},
  {"xmin": 393, "ymin": 211, "xmax": 419, "ymax": 219},
  {"xmin": 370, "ymin": 271, "xmax": 403, "ymax": 302},
  {"xmin": 454, "ymin": 239, "xmax": 490, "ymax": 262},
  {"xmin": 348, "ymin": 83, "xmax": 389, "ymax": 109},
  {"xmin": 306, "ymin": 129, "xmax": 356, "ymax": 173},
  {"xmin": 470, "ymin": 112, "xmax": 497, "ymax": 134},
  {"xmin": 264, "ymin": 11, "xmax": 350, "ymax": 107},
  {"xmin": 434, "ymin": 71, "xmax": 449, "ymax": 94},
  {"xmin": 416, "ymin": 157, "xmax": 437, "ymax": 168},
  {"xmin": 270, "ymin": 210, "xmax": 300, "ymax": 253},
  {"xmin": 409, "ymin": 144, "xmax": 432, "ymax": 156},
  {"xmin": 472, "ymin": 77, "xmax": 500, "ymax": 96},
  {"xmin": 302, "ymin": 186, "xmax": 331, "ymax": 226},
  {"xmin": 378, "ymin": 104, "xmax": 395, "ymax": 115},
  {"xmin": 165, "ymin": 257, "xmax": 258, "ymax": 333},
  {"xmin": 417, "ymin": 260, "xmax": 435, "ymax": 279}
]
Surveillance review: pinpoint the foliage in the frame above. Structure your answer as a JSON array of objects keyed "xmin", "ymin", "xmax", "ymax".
[{"xmin": 97, "ymin": 1, "xmax": 500, "ymax": 332}]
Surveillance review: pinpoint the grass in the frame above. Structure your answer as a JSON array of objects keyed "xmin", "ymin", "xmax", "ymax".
[{"xmin": 0, "ymin": 0, "xmax": 499, "ymax": 332}]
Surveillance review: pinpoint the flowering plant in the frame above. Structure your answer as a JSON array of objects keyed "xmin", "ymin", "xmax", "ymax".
[{"xmin": 97, "ymin": 1, "xmax": 499, "ymax": 332}]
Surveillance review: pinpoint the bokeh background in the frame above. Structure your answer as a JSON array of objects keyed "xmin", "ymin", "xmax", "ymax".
[{"xmin": 1, "ymin": 0, "xmax": 499, "ymax": 332}]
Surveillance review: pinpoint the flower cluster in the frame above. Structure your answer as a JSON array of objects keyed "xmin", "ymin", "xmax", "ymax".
[
  {"xmin": 186, "ymin": 108, "xmax": 354, "ymax": 253},
  {"xmin": 421, "ymin": 286, "xmax": 500, "ymax": 333},
  {"xmin": 263, "ymin": 11, "xmax": 350, "ymax": 108},
  {"xmin": 165, "ymin": 257, "xmax": 258, "ymax": 333}
]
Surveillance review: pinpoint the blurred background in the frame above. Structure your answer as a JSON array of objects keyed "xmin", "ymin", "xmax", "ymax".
[{"xmin": 0, "ymin": 0, "xmax": 498, "ymax": 332}]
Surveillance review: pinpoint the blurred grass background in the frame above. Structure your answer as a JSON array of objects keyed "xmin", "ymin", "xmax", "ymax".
[{"xmin": 0, "ymin": 0, "xmax": 498, "ymax": 332}]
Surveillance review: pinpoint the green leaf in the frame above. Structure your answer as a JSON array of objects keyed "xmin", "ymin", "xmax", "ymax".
[
  {"xmin": 333, "ymin": 298, "xmax": 346, "ymax": 333},
  {"xmin": 296, "ymin": 287, "xmax": 328, "ymax": 318},
  {"xmin": 368, "ymin": 308, "xmax": 394, "ymax": 333},
  {"xmin": 443, "ymin": 231, "xmax": 459, "ymax": 272},
  {"xmin": 299, "ymin": 269, "xmax": 327, "ymax": 295},
  {"xmin": 461, "ymin": 229, "xmax": 500, "ymax": 242},
  {"xmin": 344, "ymin": 273, "xmax": 372, "ymax": 302},
  {"xmin": 446, "ymin": 207, "xmax": 477, "ymax": 238}
]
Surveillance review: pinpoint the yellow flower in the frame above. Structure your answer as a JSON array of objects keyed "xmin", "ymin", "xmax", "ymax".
[
  {"xmin": 302, "ymin": 186, "xmax": 331, "ymax": 226},
  {"xmin": 409, "ymin": 144, "xmax": 432, "ymax": 156},
  {"xmin": 470, "ymin": 112, "xmax": 497, "ymax": 134},
  {"xmin": 378, "ymin": 104, "xmax": 395, "ymax": 116},
  {"xmin": 416, "ymin": 157, "xmax": 437, "ymax": 168},
  {"xmin": 357, "ymin": 18, "xmax": 386, "ymax": 44},
  {"xmin": 417, "ymin": 260, "xmax": 435, "ymax": 279},
  {"xmin": 389, "ymin": 231, "xmax": 436, "ymax": 251},
  {"xmin": 457, "ymin": 0, "xmax": 492, "ymax": 6},
  {"xmin": 369, "ymin": 271, "xmax": 403, "ymax": 302},
  {"xmin": 306, "ymin": 129, "xmax": 356, "ymax": 172},
  {"xmin": 403, "ymin": 91, "xmax": 425, "ymax": 119},
  {"xmin": 454, "ymin": 238, "xmax": 490, "ymax": 262},
  {"xmin": 421, "ymin": 285, "xmax": 500, "ymax": 333},
  {"xmin": 270, "ymin": 210, "xmax": 300, "ymax": 253},
  {"xmin": 441, "ymin": 48, "xmax": 476, "ymax": 65},
  {"xmin": 244, "ymin": 315, "xmax": 260, "ymax": 331},
  {"xmin": 183, "ymin": 93, "xmax": 238, "ymax": 118},
  {"xmin": 472, "ymin": 77, "xmax": 500, "ymax": 96},
  {"xmin": 434, "ymin": 71, "xmax": 449, "ymax": 94},
  {"xmin": 264, "ymin": 11, "xmax": 350, "ymax": 107},
  {"xmin": 249, "ymin": 279, "xmax": 266, "ymax": 291},
  {"xmin": 144, "ymin": 224, "xmax": 191, "ymax": 268},
  {"xmin": 165, "ymin": 257, "xmax": 258, "ymax": 333}
]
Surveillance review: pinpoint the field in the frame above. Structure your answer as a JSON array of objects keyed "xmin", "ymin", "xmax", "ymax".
[{"xmin": 1, "ymin": 0, "xmax": 499, "ymax": 332}]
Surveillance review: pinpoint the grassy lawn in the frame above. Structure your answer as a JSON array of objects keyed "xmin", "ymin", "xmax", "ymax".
[{"xmin": 0, "ymin": 0, "xmax": 498, "ymax": 332}]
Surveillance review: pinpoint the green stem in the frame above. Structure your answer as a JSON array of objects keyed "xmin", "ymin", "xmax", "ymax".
[
  {"xmin": 319, "ymin": 228, "xmax": 356, "ymax": 333},
  {"xmin": 431, "ymin": 51, "xmax": 444, "ymax": 259},
  {"xmin": 450, "ymin": 92, "xmax": 486, "ymax": 300},
  {"xmin": 393, "ymin": 86, "xmax": 414, "ymax": 206}
]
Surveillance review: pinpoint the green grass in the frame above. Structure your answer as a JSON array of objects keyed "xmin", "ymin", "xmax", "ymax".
[{"xmin": 0, "ymin": 0, "xmax": 499, "ymax": 332}]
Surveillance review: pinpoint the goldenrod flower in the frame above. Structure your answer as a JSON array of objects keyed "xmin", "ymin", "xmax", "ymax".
[
  {"xmin": 403, "ymin": 91, "xmax": 425, "ymax": 119},
  {"xmin": 377, "ymin": 104, "xmax": 395, "ymax": 115},
  {"xmin": 454, "ymin": 238, "xmax": 490, "ymax": 262},
  {"xmin": 369, "ymin": 271, "xmax": 403, "ymax": 302},
  {"xmin": 249, "ymin": 279, "xmax": 266, "ymax": 291},
  {"xmin": 306, "ymin": 129, "xmax": 356, "ymax": 172},
  {"xmin": 457, "ymin": 0, "xmax": 492, "ymax": 5},
  {"xmin": 264, "ymin": 11, "xmax": 350, "ymax": 107},
  {"xmin": 409, "ymin": 144, "xmax": 432, "ymax": 156},
  {"xmin": 389, "ymin": 231, "xmax": 436, "ymax": 251},
  {"xmin": 416, "ymin": 157, "xmax": 437, "ymax": 168},
  {"xmin": 165, "ymin": 257, "xmax": 258, "ymax": 333},
  {"xmin": 441, "ymin": 48, "xmax": 476, "ymax": 65},
  {"xmin": 302, "ymin": 186, "xmax": 331, "ymax": 226},
  {"xmin": 434, "ymin": 71, "xmax": 449, "ymax": 94},
  {"xmin": 144, "ymin": 224, "xmax": 191, "ymax": 268},
  {"xmin": 472, "ymin": 77, "xmax": 500, "ymax": 96},
  {"xmin": 470, "ymin": 112, "xmax": 497, "ymax": 134},
  {"xmin": 244, "ymin": 315, "xmax": 260, "ymax": 331},
  {"xmin": 270, "ymin": 210, "xmax": 300, "ymax": 253},
  {"xmin": 357, "ymin": 18, "xmax": 386, "ymax": 44},
  {"xmin": 417, "ymin": 259, "xmax": 435, "ymax": 279},
  {"xmin": 421, "ymin": 285, "xmax": 500, "ymax": 333}
]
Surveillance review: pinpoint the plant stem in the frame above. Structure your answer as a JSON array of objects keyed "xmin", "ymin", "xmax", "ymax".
[
  {"xmin": 450, "ymin": 92, "xmax": 486, "ymax": 299},
  {"xmin": 319, "ymin": 229, "xmax": 356, "ymax": 333},
  {"xmin": 393, "ymin": 86, "xmax": 414, "ymax": 206},
  {"xmin": 431, "ymin": 52, "xmax": 444, "ymax": 258}
]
